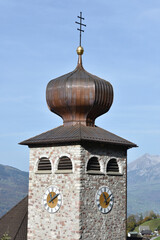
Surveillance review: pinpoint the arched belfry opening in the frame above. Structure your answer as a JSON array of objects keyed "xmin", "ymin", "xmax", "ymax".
[
  {"xmin": 86, "ymin": 157, "xmax": 101, "ymax": 174},
  {"xmin": 87, "ymin": 157, "xmax": 100, "ymax": 171},
  {"xmin": 57, "ymin": 156, "xmax": 73, "ymax": 171},
  {"xmin": 107, "ymin": 158, "xmax": 119, "ymax": 173},
  {"xmin": 38, "ymin": 157, "xmax": 51, "ymax": 171}
]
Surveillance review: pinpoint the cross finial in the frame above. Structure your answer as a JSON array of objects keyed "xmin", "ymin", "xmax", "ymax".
[{"xmin": 75, "ymin": 12, "xmax": 86, "ymax": 46}]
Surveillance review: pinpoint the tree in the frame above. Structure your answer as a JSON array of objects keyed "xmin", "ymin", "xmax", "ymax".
[
  {"xmin": 127, "ymin": 215, "xmax": 137, "ymax": 233},
  {"xmin": 136, "ymin": 213, "xmax": 143, "ymax": 226},
  {"xmin": 142, "ymin": 216, "xmax": 152, "ymax": 223},
  {"xmin": 0, "ymin": 233, "xmax": 11, "ymax": 240},
  {"xmin": 149, "ymin": 210, "xmax": 157, "ymax": 219},
  {"xmin": 139, "ymin": 213, "xmax": 143, "ymax": 221},
  {"xmin": 127, "ymin": 215, "xmax": 136, "ymax": 224},
  {"xmin": 157, "ymin": 225, "xmax": 160, "ymax": 232}
]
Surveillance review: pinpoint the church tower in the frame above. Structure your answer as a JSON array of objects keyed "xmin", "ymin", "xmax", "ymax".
[{"xmin": 20, "ymin": 13, "xmax": 137, "ymax": 240}]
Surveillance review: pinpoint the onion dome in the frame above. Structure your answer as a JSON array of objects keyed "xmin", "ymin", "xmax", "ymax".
[{"xmin": 46, "ymin": 46, "xmax": 114, "ymax": 127}]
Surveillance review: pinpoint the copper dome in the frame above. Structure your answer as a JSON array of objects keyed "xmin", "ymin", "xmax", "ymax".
[{"xmin": 46, "ymin": 53, "xmax": 114, "ymax": 127}]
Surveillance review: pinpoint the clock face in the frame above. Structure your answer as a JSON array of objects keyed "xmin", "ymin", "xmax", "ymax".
[
  {"xmin": 96, "ymin": 186, "xmax": 114, "ymax": 214},
  {"xmin": 43, "ymin": 186, "xmax": 62, "ymax": 213}
]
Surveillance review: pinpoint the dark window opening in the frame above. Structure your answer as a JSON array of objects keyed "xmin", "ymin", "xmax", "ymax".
[
  {"xmin": 38, "ymin": 157, "xmax": 51, "ymax": 171},
  {"xmin": 87, "ymin": 157, "xmax": 100, "ymax": 171},
  {"xmin": 107, "ymin": 158, "xmax": 119, "ymax": 172},
  {"xmin": 58, "ymin": 156, "xmax": 72, "ymax": 170}
]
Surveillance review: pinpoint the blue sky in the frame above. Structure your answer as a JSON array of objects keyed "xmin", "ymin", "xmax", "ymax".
[{"xmin": 0, "ymin": 0, "xmax": 160, "ymax": 171}]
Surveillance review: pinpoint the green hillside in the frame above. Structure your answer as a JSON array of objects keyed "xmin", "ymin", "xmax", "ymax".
[{"xmin": 134, "ymin": 218, "xmax": 160, "ymax": 232}]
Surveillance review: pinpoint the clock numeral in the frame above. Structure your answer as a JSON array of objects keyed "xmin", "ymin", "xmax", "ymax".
[
  {"xmin": 47, "ymin": 190, "xmax": 50, "ymax": 195},
  {"xmin": 58, "ymin": 195, "xmax": 61, "ymax": 200},
  {"xmin": 97, "ymin": 193, "xmax": 101, "ymax": 198},
  {"xmin": 109, "ymin": 203, "xmax": 112, "ymax": 207},
  {"xmin": 102, "ymin": 208, "xmax": 105, "ymax": 213},
  {"xmin": 96, "ymin": 194, "xmax": 99, "ymax": 199}
]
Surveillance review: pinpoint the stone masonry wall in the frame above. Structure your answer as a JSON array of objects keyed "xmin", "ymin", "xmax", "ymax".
[
  {"xmin": 80, "ymin": 143, "xmax": 127, "ymax": 240},
  {"xmin": 27, "ymin": 143, "xmax": 127, "ymax": 240},
  {"xmin": 28, "ymin": 145, "xmax": 82, "ymax": 240}
]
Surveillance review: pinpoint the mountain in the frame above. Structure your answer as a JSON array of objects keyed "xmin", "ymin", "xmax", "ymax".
[
  {"xmin": 127, "ymin": 153, "xmax": 160, "ymax": 216},
  {"xmin": 0, "ymin": 164, "xmax": 28, "ymax": 217}
]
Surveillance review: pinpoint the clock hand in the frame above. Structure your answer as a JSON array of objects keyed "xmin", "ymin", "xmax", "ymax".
[
  {"xmin": 103, "ymin": 193, "xmax": 113, "ymax": 205},
  {"xmin": 106, "ymin": 194, "xmax": 112, "ymax": 201},
  {"xmin": 103, "ymin": 192, "xmax": 107, "ymax": 202},
  {"xmin": 102, "ymin": 192, "xmax": 108, "ymax": 205},
  {"xmin": 49, "ymin": 193, "xmax": 59, "ymax": 203},
  {"xmin": 49, "ymin": 193, "xmax": 54, "ymax": 203}
]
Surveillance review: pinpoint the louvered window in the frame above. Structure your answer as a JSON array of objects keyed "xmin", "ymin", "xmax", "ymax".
[
  {"xmin": 38, "ymin": 157, "xmax": 51, "ymax": 171},
  {"xmin": 107, "ymin": 158, "xmax": 119, "ymax": 172},
  {"xmin": 87, "ymin": 157, "xmax": 100, "ymax": 171},
  {"xmin": 58, "ymin": 156, "xmax": 72, "ymax": 170}
]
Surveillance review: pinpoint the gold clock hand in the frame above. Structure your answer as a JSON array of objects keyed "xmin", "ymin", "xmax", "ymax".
[{"xmin": 49, "ymin": 193, "xmax": 59, "ymax": 203}]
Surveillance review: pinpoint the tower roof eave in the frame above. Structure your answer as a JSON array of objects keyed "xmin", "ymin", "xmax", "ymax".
[{"xmin": 19, "ymin": 125, "xmax": 137, "ymax": 149}]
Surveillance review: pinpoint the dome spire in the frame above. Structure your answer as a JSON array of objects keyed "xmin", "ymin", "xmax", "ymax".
[
  {"xmin": 75, "ymin": 12, "xmax": 86, "ymax": 67},
  {"xmin": 75, "ymin": 12, "xmax": 86, "ymax": 47}
]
